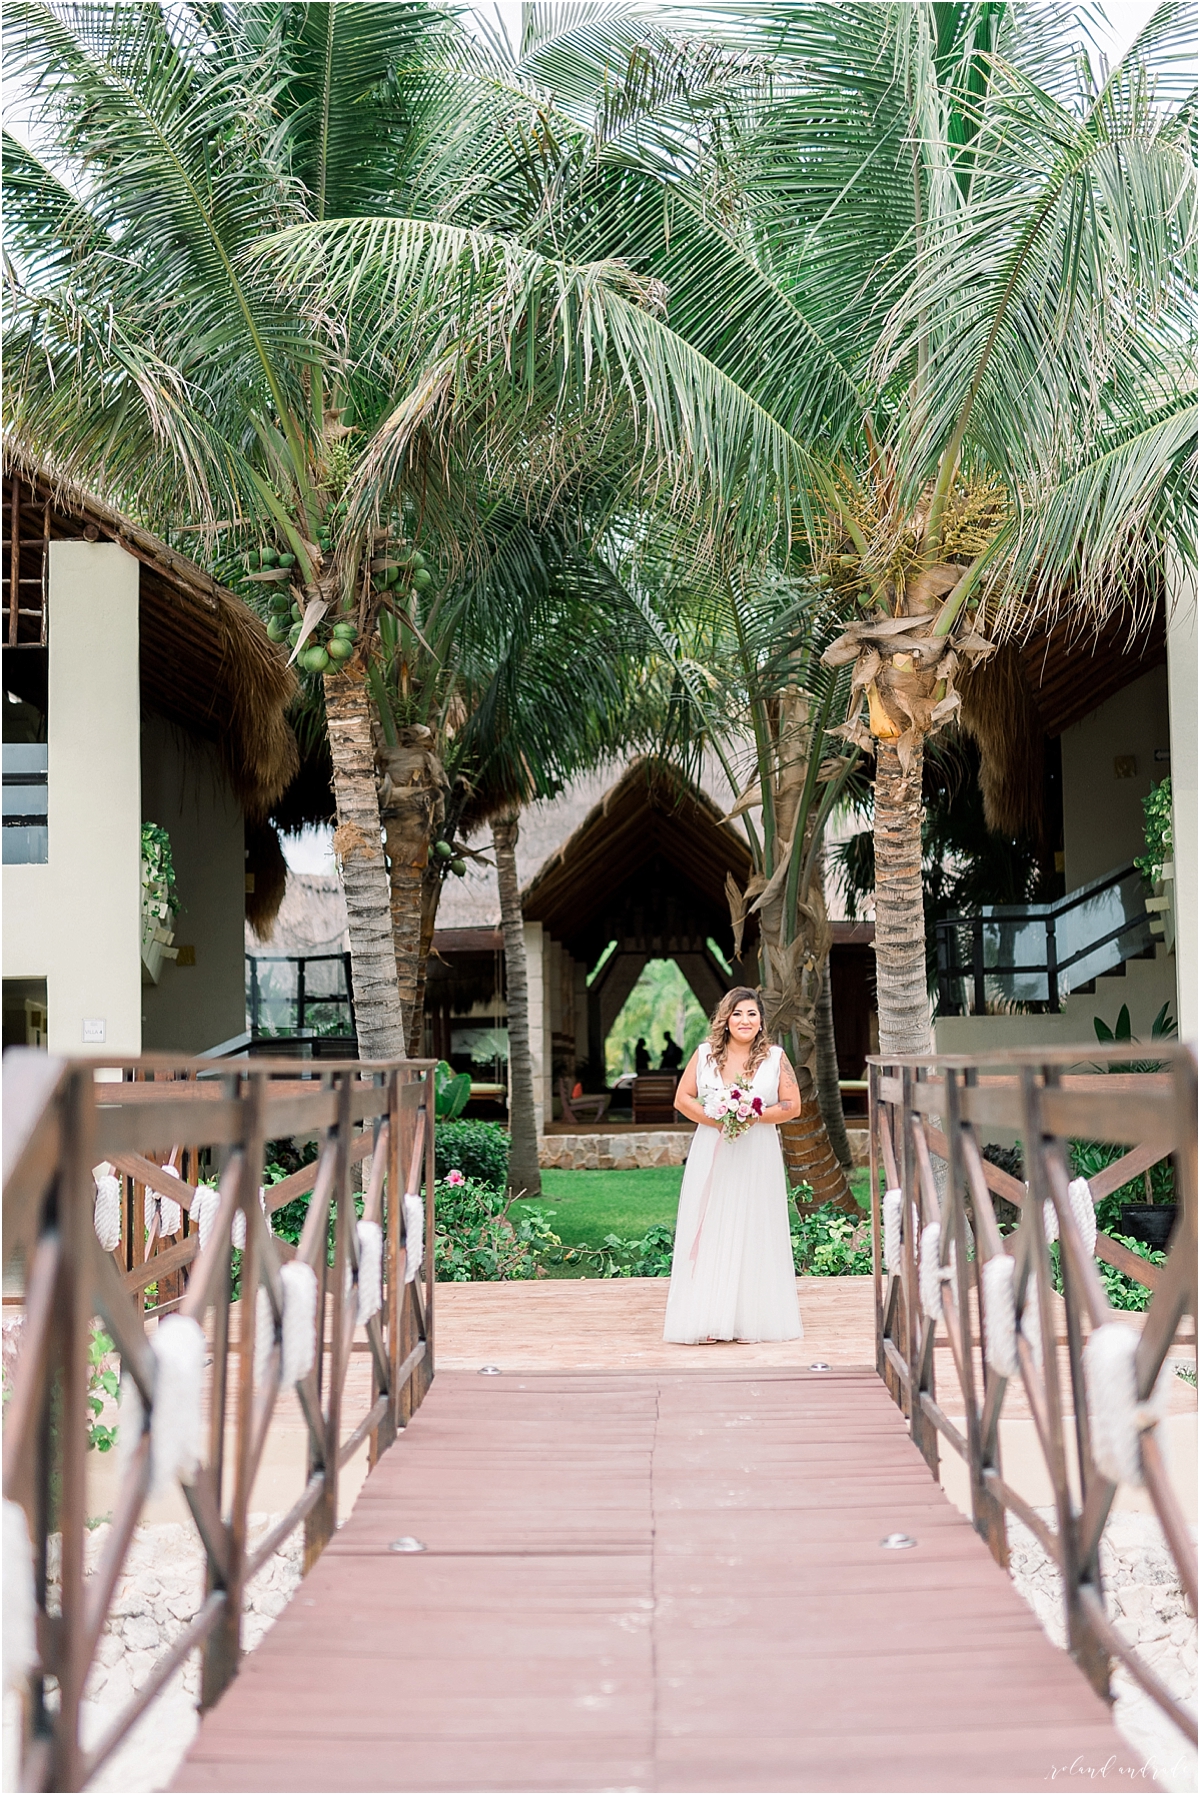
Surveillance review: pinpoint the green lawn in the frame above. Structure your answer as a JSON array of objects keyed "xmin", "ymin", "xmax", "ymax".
[
  {"xmin": 511, "ymin": 1165, "xmax": 683, "ymax": 1252},
  {"xmin": 511, "ymin": 1163, "xmax": 874, "ymax": 1260}
]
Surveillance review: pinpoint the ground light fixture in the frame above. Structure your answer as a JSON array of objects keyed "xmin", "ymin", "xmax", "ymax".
[
  {"xmin": 389, "ymin": 1537, "xmax": 427, "ymax": 1553},
  {"xmin": 479, "ymin": 1364, "xmax": 502, "ymax": 1375},
  {"xmin": 809, "ymin": 1362, "xmax": 830, "ymax": 1371},
  {"xmin": 880, "ymin": 1533, "xmax": 917, "ymax": 1549}
]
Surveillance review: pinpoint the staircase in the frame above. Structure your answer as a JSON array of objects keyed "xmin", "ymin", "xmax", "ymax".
[{"xmin": 935, "ymin": 862, "xmax": 1154, "ymax": 1017}]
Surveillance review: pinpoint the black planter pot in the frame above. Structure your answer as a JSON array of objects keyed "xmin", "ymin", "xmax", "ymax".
[{"xmin": 1117, "ymin": 1204, "xmax": 1179, "ymax": 1252}]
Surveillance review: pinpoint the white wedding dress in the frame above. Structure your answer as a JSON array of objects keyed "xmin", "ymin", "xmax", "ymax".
[{"xmin": 663, "ymin": 1043, "xmax": 803, "ymax": 1343}]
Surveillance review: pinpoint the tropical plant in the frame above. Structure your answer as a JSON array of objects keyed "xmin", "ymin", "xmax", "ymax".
[
  {"xmin": 433, "ymin": 1174, "xmax": 555, "ymax": 1281},
  {"xmin": 434, "ymin": 1060, "xmax": 471, "ymax": 1122},
  {"xmin": 3, "ymin": 2, "xmax": 781, "ymax": 1059},
  {"xmin": 434, "ymin": 1118, "xmax": 510, "ymax": 1189},
  {"xmin": 1135, "ymin": 776, "xmax": 1174, "ymax": 883},
  {"xmin": 517, "ymin": 1, "xmax": 1195, "ymax": 1055},
  {"xmin": 1093, "ymin": 1000, "xmax": 1177, "ymax": 1075}
]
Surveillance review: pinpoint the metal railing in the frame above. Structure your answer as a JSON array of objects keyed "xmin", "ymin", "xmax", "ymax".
[
  {"xmin": 935, "ymin": 863, "xmax": 1154, "ymax": 1015},
  {"xmin": 869, "ymin": 1044, "xmax": 1196, "ymax": 1743},
  {"xmin": 2, "ymin": 1050, "xmax": 435, "ymax": 1790}
]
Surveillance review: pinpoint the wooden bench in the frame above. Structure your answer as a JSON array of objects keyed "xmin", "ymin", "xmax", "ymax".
[{"xmin": 632, "ymin": 1073, "xmax": 680, "ymax": 1125}]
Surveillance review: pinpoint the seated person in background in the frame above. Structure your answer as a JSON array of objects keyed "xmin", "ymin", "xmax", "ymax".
[
  {"xmin": 659, "ymin": 1031, "xmax": 684, "ymax": 1073},
  {"xmin": 635, "ymin": 1037, "xmax": 652, "ymax": 1076}
]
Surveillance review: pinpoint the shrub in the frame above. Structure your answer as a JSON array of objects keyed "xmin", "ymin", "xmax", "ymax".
[
  {"xmin": 540, "ymin": 1221, "xmax": 676, "ymax": 1278},
  {"xmin": 791, "ymin": 1202, "xmax": 873, "ymax": 1276},
  {"xmin": 434, "ymin": 1175, "xmax": 552, "ymax": 1281},
  {"xmin": 435, "ymin": 1119, "xmax": 509, "ymax": 1189}
]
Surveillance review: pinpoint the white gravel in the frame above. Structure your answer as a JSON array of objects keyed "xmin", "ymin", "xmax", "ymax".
[
  {"xmin": 64, "ymin": 1515, "xmax": 303, "ymax": 1793},
  {"xmin": 1007, "ymin": 1506, "xmax": 1197, "ymax": 1793}
]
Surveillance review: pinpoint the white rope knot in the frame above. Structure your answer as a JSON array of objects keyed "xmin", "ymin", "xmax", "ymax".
[
  {"xmin": 882, "ymin": 1189, "xmax": 902, "ymax": 1275},
  {"xmin": 1018, "ymin": 1269, "xmax": 1042, "ymax": 1367},
  {"xmin": 3, "ymin": 1500, "xmax": 38, "ymax": 1692},
  {"xmin": 280, "ymin": 1261, "xmax": 318, "ymax": 1388},
  {"xmin": 918, "ymin": 1223, "xmax": 959, "ymax": 1321},
  {"xmin": 1067, "ymin": 1177, "xmax": 1097, "ymax": 1256},
  {"xmin": 93, "ymin": 1161, "xmax": 121, "ymax": 1252},
  {"xmin": 403, "ymin": 1193, "xmax": 425, "ymax": 1284},
  {"xmin": 144, "ymin": 1173, "xmax": 182, "ymax": 1241},
  {"xmin": 147, "ymin": 1315, "xmax": 205, "ymax": 1496},
  {"xmin": 356, "ymin": 1220, "xmax": 383, "ymax": 1326},
  {"xmin": 191, "ymin": 1184, "xmax": 268, "ymax": 1253},
  {"xmin": 1085, "ymin": 1322, "xmax": 1168, "ymax": 1486},
  {"xmin": 982, "ymin": 1254, "xmax": 1017, "ymax": 1377}
]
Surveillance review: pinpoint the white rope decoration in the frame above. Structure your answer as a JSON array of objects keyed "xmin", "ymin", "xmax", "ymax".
[
  {"xmin": 403, "ymin": 1192, "xmax": 424, "ymax": 1283},
  {"xmin": 93, "ymin": 1161, "xmax": 121, "ymax": 1252},
  {"xmin": 147, "ymin": 1315, "xmax": 205, "ymax": 1495},
  {"xmin": 1085, "ymin": 1323, "xmax": 1169, "ymax": 1487},
  {"xmin": 191, "ymin": 1184, "xmax": 219, "ymax": 1250},
  {"xmin": 918, "ymin": 1223, "xmax": 959, "ymax": 1321},
  {"xmin": 254, "ymin": 1286, "xmax": 275, "ymax": 1386},
  {"xmin": 882, "ymin": 1189, "xmax": 902, "ymax": 1275},
  {"xmin": 919, "ymin": 1223, "xmax": 943, "ymax": 1320},
  {"xmin": 191, "ymin": 1184, "xmax": 269, "ymax": 1253},
  {"xmin": 280, "ymin": 1261, "xmax": 318, "ymax": 1387},
  {"xmin": 1018, "ymin": 1270, "xmax": 1042, "ymax": 1368},
  {"xmin": 1067, "ymin": 1177, "xmax": 1098, "ymax": 1256},
  {"xmin": 982, "ymin": 1254, "xmax": 1018, "ymax": 1377},
  {"xmin": 3, "ymin": 1500, "xmax": 38, "ymax": 1692},
  {"xmin": 119, "ymin": 1320, "xmax": 206, "ymax": 1496},
  {"xmin": 356, "ymin": 1221, "xmax": 383, "ymax": 1325},
  {"xmin": 144, "ymin": 1172, "xmax": 182, "ymax": 1241}
]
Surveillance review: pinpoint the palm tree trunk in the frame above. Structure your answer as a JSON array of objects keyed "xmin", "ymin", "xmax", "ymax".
[
  {"xmin": 378, "ymin": 727, "xmax": 447, "ymax": 1052},
  {"xmin": 780, "ymin": 1067, "xmax": 857, "ymax": 1212},
  {"xmin": 815, "ymin": 961, "xmax": 853, "ymax": 1171},
  {"xmin": 324, "ymin": 667, "xmax": 406, "ymax": 1060},
  {"xmin": 873, "ymin": 738, "xmax": 932, "ymax": 1056},
  {"xmin": 493, "ymin": 811, "xmax": 541, "ymax": 1198},
  {"xmin": 406, "ymin": 865, "xmax": 443, "ymax": 1058}
]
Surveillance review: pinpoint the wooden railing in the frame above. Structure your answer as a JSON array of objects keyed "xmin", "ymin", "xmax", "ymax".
[
  {"xmin": 2, "ymin": 1050, "xmax": 435, "ymax": 1792},
  {"xmin": 869, "ymin": 1044, "xmax": 1197, "ymax": 1744}
]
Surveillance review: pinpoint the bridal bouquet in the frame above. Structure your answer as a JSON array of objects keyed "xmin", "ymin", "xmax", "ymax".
[{"xmin": 703, "ymin": 1086, "xmax": 764, "ymax": 1142}]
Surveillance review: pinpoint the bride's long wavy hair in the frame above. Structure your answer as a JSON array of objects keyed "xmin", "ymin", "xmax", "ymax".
[{"xmin": 707, "ymin": 987, "xmax": 770, "ymax": 1080}]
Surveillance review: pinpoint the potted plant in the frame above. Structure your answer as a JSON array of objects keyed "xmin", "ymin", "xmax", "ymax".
[{"xmin": 141, "ymin": 821, "xmax": 181, "ymax": 985}]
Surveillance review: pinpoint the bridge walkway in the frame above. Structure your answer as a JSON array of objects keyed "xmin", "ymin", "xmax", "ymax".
[{"xmin": 175, "ymin": 1361, "xmax": 1144, "ymax": 1793}]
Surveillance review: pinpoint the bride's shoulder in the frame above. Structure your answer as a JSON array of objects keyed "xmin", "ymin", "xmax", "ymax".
[{"xmin": 697, "ymin": 1040, "xmax": 711, "ymax": 1062}]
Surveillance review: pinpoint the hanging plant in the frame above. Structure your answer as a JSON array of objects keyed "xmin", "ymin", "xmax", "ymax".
[{"xmin": 141, "ymin": 822, "xmax": 180, "ymax": 927}]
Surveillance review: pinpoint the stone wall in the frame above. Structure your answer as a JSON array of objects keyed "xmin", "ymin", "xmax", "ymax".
[{"xmin": 539, "ymin": 1130, "xmax": 693, "ymax": 1170}]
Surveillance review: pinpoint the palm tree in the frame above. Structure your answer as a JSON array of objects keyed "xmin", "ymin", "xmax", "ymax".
[
  {"xmin": 496, "ymin": 0, "xmax": 1195, "ymax": 1054},
  {"xmin": 3, "ymin": 2, "xmax": 810, "ymax": 1055},
  {"xmin": 631, "ymin": 539, "xmax": 863, "ymax": 1205}
]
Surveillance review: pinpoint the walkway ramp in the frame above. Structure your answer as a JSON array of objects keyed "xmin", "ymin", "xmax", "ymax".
[{"xmin": 176, "ymin": 1367, "xmax": 1142, "ymax": 1793}]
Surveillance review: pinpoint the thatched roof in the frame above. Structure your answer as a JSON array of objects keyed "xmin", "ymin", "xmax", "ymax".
[
  {"xmin": 247, "ymin": 871, "xmax": 349, "ymax": 956},
  {"xmin": 3, "ymin": 442, "xmax": 299, "ymax": 822}
]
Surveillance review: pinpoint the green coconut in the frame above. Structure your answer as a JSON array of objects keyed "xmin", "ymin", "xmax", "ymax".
[
  {"xmin": 433, "ymin": 839, "xmax": 453, "ymax": 860},
  {"xmin": 412, "ymin": 568, "xmax": 432, "ymax": 591},
  {"xmin": 410, "ymin": 549, "xmax": 427, "ymax": 571},
  {"xmin": 450, "ymin": 858, "xmax": 467, "ymax": 877},
  {"xmin": 278, "ymin": 552, "xmax": 296, "ymax": 569},
  {"xmin": 260, "ymin": 546, "xmax": 279, "ymax": 567},
  {"xmin": 266, "ymin": 618, "xmax": 288, "ymax": 642},
  {"xmin": 302, "ymin": 645, "xmax": 330, "ymax": 673},
  {"xmin": 326, "ymin": 635, "xmax": 355, "ymax": 662}
]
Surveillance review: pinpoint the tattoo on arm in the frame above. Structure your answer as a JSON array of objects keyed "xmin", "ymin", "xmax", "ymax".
[{"xmin": 778, "ymin": 1055, "xmax": 800, "ymax": 1109}]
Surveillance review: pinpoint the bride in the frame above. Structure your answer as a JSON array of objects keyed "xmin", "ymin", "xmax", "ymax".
[{"xmin": 663, "ymin": 988, "xmax": 803, "ymax": 1344}]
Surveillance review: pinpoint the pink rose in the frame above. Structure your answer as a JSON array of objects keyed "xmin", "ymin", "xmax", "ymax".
[
  {"xmin": 736, "ymin": 1101, "xmax": 752, "ymax": 1122},
  {"xmin": 444, "ymin": 1168, "xmax": 465, "ymax": 1186}
]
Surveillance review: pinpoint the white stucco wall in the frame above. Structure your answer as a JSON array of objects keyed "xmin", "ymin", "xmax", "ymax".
[
  {"xmin": 1167, "ymin": 581, "xmax": 1196, "ymax": 1048},
  {"xmin": 1060, "ymin": 664, "xmax": 1171, "ymax": 890},
  {"xmin": 3, "ymin": 542, "xmax": 142, "ymax": 1056},
  {"xmin": 140, "ymin": 717, "xmax": 246, "ymax": 1054}
]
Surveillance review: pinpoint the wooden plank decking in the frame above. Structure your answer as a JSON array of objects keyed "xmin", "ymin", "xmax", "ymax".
[{"xmin": 175, "ymin": 1365, "xmax": 1146, "ymax": 1793}]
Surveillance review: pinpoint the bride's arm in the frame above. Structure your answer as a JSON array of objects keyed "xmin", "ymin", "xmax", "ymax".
[
  {"xmin": 757, "ymin": 1052, "xmax": 801, "ymax": 1125},
  {"xmin": 673, "ymin": 1051, "xmax": 719, "ymax": 1127}
]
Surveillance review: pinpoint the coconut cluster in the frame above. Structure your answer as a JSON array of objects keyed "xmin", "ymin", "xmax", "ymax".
[{"xmin": 246, "ymin": 530, "xmax": 435, "ymax": 674}]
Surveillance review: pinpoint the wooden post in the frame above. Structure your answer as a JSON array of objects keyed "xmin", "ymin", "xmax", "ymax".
[
  {"xmin": 9, "ymin": 475, "xmax": 20, "ymax": 646},
  {"xmin": 423, "ymin": 1065, "xmax": 436, "ymax": 1389},
  {"xmin": 50, "ymin": 1069, "xmax": 96, "ymax": 1790},
  {"xmin": 945, "ymin": 1069, "xmax": 1007, "ymax": 1564}
]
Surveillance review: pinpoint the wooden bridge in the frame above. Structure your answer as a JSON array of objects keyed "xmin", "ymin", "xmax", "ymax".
[{"xmin": 2, "ymin": 1046, "xmax": 1195, "ymax": 1792}]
